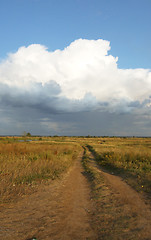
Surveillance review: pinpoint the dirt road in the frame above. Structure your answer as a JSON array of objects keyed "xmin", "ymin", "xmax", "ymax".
[
  {"xmin": 1, "ymin": 150, "xmax": 151, "ymax": 240},
  {"xmin": 85, "ymin": 147, "xmax": 151, "ymax": 240},
  {"xmin": 0, "ymin": 154, "xmax": 96, "ymax": 240}
]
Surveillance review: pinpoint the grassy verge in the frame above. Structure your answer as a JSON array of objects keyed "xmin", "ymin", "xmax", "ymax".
[
  {"xmin": 86, "ymin": 142, "xmax": 151, "ymax": 197},
  {"xmin": 0, "ymin": 141, "xmax": 81, "ymax": 203},
  {"xmin": 82, "ymin": 147, "xmax": 139, "ymax": 239}
]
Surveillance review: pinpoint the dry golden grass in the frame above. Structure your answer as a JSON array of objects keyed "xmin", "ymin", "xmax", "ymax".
[
  {"xmin": 1, "ymin": 136, "xmax": 151, "ymax": 203},
  {"xmin": 82, "ymin": 145, "xmax": 151, "ymax": 240},
  {"xmin": 0, "ymin": 140, "xmax": 81, "ymax": 203},
  {"xmin": 85, "ymin": 137, "xmax": 151, "ymax": 195}
]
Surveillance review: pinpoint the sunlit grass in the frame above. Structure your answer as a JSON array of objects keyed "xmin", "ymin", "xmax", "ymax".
[
  {"xmin": 85, "ymin": 137, "xmax": 151, "ymax": 195},
  {"xmin": 0, "ymin": 141, "xmax": 81, "ymax": 203},
  {"xmin": 1, "ymin": 136, "xmax": 151, "ymax": 203}
]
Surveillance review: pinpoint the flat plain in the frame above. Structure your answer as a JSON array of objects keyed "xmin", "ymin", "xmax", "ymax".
[{"xmin": 0, "ymin": 136, "xmax": 151, "ymax": 239}]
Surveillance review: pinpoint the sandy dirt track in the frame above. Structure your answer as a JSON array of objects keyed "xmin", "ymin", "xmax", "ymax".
[
  {"xmin": 1, "ymin": 151, "xmax": 151, "ymax": 240},
  {"xmin": 0, "ymin": 155, "xmax": 96, "ymax": 240},
  {"xmin": 86, "ymin": 148, "xmax": 151, "ymax": 240}
]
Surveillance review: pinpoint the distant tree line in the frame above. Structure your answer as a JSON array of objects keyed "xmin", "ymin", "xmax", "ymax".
[{"xmin": 22, "ymin": 131, "xmax": 32, "ymax": 137}]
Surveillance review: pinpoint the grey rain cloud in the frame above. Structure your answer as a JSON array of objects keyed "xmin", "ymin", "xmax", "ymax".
[{"xmin": 0, "ymin": 39, "xmax": 151, "ymax": 135}]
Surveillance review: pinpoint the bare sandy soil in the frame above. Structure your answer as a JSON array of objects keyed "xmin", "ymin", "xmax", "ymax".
[
  {"xmin": 0, "ymin": 151, "xmax": 151, "ymax": 240},
  {"xmin": 101, "ymin": 170, "xmax": 151, "ymax": 237},
  {"xmin": 86, "ymin": 148, "xmax": 151, "ymax": 240},
  {"xmin": 0, "ymin": 155, "xmax": 96, "ymax": 240}
]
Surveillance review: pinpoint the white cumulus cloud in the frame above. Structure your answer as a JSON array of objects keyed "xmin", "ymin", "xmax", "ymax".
[{"xmin": 0, "ymin": 38, "xmax": 151, "ymax": 114}]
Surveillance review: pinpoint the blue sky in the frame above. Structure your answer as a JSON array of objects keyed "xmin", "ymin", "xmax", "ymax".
[
  {"xmin": 0, "ymin": 0, "xmax": 151, "ymax": 68},
  {"xmin": 0, "ymin": 0, "xmax": 151, "ymax": 136}
]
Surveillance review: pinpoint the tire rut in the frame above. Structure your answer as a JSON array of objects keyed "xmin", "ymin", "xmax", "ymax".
[
  {"xmin": 0, "ymin": 154, "xmax": 97, "ymax": 240},
  {"xmin": 85, "ymin": 146, "xmax": 151, "ymax": 240}
]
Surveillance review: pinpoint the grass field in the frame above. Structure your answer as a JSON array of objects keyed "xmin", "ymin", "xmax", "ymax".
[
  {"xmin": 84, "ymin": 137, "xmax": 151, "ymax": 196},
  {"xmin": 0, "ymin": 137, "xmax": 81, "ymax": 203},
  {"xmin": 0, "ymin": 136, "xmax": 151, "ymax": 203}
]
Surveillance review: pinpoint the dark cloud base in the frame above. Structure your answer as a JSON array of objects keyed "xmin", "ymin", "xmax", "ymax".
[
  {"xmin": 1, "ymin": 107, "xmax": 151, "ymax": 137},
  {"xmin": 0, "ymin": 39, "xmax": 151, "ymax": 136}
]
